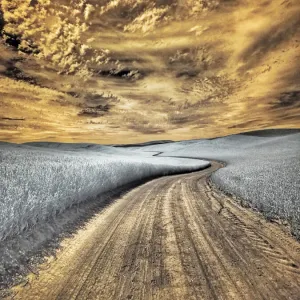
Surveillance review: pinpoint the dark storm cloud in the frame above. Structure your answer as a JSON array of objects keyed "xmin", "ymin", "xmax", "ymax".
[
  {"xmin": 83, "ymin": 92, "xmax": 120, "ymax": 107},
  {"xmin": 0, "ymin": 117, "xmax": 25, "ymax": 121},
  {"xmin": 228, "ymin": 119, "xmax": 261, "ymax": 129},
  {"xmin": 128, "ymin": 123, "xmax": 166, "ymax": 134},
  {"xmin": 76, "ymin": 92, "xmax": 122, "ymax": 117},
  {"xmin": 78, "ymin": 105, "xmax": 111, "ymax": 117},
  {"xmin": 168, "ymin": 111, "xmax": 204, "ymax": 125},
  {"xmin": 2, "ymin": 59, "xmax": 37, "ymax": 85},
  {"xmin": 29, "ymin": 0, "xmax": 39, "ymax": 7},
  {"xmin": 97, "ymin": 68, "xmax": 145, "ymax": 80},
  {"xmin": 0, "ymin": 9, "xmax": 4, "ymax": 34},
  {"xmin": 272, "ymin": 91, "xmax": 300, "ymax": 109}
]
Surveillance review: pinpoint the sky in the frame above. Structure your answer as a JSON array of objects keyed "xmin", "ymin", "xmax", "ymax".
[{"xmin": 0, "ymin": 0, "xmax": 299, "ymax": 144}]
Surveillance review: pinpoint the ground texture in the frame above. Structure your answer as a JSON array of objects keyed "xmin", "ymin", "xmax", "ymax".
[
  {"xmin": 11, "ymin": 163, "xmax": 300, "ymax": 300},
  {"xmin": 133, "ymin": 130, "xmax": 300, "ymax": 238}
]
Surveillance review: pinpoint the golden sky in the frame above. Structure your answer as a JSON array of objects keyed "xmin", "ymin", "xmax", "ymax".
[{"xmin": 0, "ymin": 0, "xmax": 299, "ymax": 143}]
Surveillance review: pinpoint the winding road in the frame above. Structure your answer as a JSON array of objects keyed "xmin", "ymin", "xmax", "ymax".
[{"xmin": 13, "ymin": 162, "xmax": 300, "ymax": 300}]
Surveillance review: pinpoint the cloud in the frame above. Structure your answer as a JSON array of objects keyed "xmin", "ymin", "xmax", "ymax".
[
  {"xmin": 128, "ymin": 123, "xmax": 166, "ymax": 134},
  {"xmin": 1, "ymin": 0, "xmax": 107, "ymax": 75},
  {"xmin": 238, "ymin": 11, "xmax": 300, "ymax": 71},
  {"xmin": 0, "ymin": 0, "xmax": 300, "ymax": 143}
]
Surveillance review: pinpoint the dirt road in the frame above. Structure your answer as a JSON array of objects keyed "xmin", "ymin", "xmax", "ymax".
[{"xmin": 12, "ymin": 163, "xmax": 300, "ymax": 300}]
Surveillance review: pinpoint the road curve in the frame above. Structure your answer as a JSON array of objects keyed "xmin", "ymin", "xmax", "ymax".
[{"xmin": 12, "ymin": 162, "xmax": 300, "ymax": 300}]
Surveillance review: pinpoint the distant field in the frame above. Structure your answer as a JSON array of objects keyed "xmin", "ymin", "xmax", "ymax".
[{"xmin": 126, "ymin": 129, "xmax": 300, "ymax": 238}]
